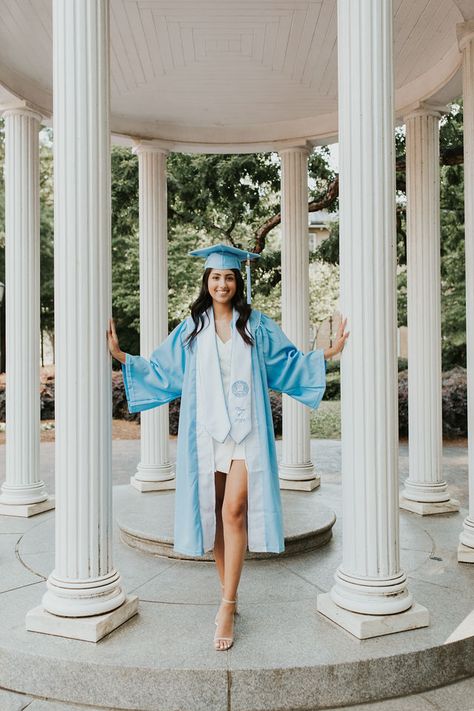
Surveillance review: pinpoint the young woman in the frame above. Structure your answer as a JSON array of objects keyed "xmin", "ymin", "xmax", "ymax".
[{"xmin": 107, "ymin": 243, "xmax": 349, "ymax": 651}]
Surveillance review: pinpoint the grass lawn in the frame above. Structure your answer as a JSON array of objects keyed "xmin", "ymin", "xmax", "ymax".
[{"xmin": 310, "ymin": 400, "xmax": 341, "ymax": 439}]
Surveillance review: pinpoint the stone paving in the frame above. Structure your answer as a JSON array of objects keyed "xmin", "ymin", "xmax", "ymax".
[
  {"xmin": 13, "ymin": 436, "xmax": 469, "ymax": 508},
  {"xmin": 0, "ymin": 438, "xmax": 473, "ymax": 711}
]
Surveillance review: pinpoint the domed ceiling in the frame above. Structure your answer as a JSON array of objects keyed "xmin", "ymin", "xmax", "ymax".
[{"xmin": 0, "ymin": 0, "xmax": 470, "ymax": 149}]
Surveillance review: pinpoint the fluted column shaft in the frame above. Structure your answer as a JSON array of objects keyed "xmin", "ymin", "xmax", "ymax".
[
  {"xmin": 458, "ymin": 23, "xmax": 474, "ymax": 552},
  {"xmin": 402, "ymin": 107, "xmax": 457, "ymax": 510},
  {"xmin": 279, "ymin": 146, "xmax": 315, "ymax": 485},
  {"xmin": 0, "ymin": 107, "xmax": 52, "ymax": 513},
  {"xmin": 330, "ymin": 0, "xmax": 412, "ymax": 614},
  {"xmin": 42, "ymin": 0, "xmax": 125, "ymax": 617},
  {"xmin": 131, "ymin": 146, "xmax": 174, "ymax": 490}
]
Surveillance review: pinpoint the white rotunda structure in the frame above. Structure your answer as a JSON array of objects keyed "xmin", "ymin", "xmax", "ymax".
[{"xmin": 1, "ymin": 1, "xmax": 474, "ymax": 708}]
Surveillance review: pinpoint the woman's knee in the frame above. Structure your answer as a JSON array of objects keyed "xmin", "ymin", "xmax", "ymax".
[{"xmin": 222, "ymin": 500, "xmax": 247, "ymax": 527}]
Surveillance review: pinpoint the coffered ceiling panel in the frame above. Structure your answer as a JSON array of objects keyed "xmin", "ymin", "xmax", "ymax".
[{"xmin": 0, "ymin": 0, "xmax": 465, "ymax": 146}]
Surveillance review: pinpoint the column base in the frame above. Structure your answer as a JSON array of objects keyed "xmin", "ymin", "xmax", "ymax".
[
  {"xmin": 26, "ymin": 594, "xmax": 139, "ymax": 643},
  {"xmin": 279, "ymin": 474, "xmax": 320, "ymax": 491},
  {"xmin": 401, "ymin": 479, "xmax": 452, "ymax": 503},
  {"xmin": 279, "ymin": 461, "xmax": 319, "ymax": 490},
  {"xmin": 458, "ymin": 516, "xmax": 474, "ymax": 549},
  {"xmin": 316, "ymin": 593, "xmax": 429, "ymax": 639},
  {"xmin": 458, "ymin": 542, "xmax": 474, "ymax": 563},
  {"xmin": 0, "ymin": 495, "xmax": 55, "ymax": 517},
  {"xmin": 399, "ymin": 493, "xmax": 460, "ymax": 515},
  {"xmin": 130, "ymin": 475, "xmax": 176, "ymax": 492}
]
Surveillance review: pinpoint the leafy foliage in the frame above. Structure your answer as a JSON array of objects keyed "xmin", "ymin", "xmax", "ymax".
[
  {"xmin": 1, "ymin": 104, "xmax": 466, "ymax": 372},
  {"xmin": 110, "ymin": 147, "xmax": 140, "ymax": 356},
  {"xmin": 167, "ymin": 152, "xmax": 281, "ymax": 240},
  {"xmin": 0, "ymin": 121, "xmax": 4, "ymax": 279},
  {"xmin": 439, "ymin": 105, "xmax": 466, "ymax": 368},
  {"xmin": 39, "ymin": 133, "xmax": 54, "ymax": 341},
  {"xmin": 109, "ymin": 147, "xmax": 340, "ymax": 357},
  {"xmin": 0, "ymin": 122, "xmax": 55, "ymax": 360},
  {"xmin": 313, "ymin": 103, "xmax": 467, "ymax": 370},
  {"xmin": 417, "ymin": 104, "xmax": 466, "ymax": 369}
]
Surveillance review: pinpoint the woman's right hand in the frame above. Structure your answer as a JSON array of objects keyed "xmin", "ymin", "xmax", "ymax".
[
  {"xmin": 107, "ymin": 318, "xmax": 126, "ymax": 364},
  {"xmin": 323, "ymin": 316, "xmax": 349, "ymax": 360}
]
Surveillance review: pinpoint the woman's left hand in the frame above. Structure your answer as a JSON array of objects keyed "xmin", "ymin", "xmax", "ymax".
[
  {"xmin": 107, "ymin": 317, "xmax": 126, "ymax": 364},
  {"xmin": 323, "ymin": 317, "xmax": 349, "ymax": 360}
]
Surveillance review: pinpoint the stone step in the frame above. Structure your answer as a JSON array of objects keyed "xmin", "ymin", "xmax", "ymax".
[
  {"xmin": 116, "ymin": 485, "xmax": 336, "ymax": 559},
  {"xmin": 2, "ymin": 674, "xmax": 474, "ymax": 711}
]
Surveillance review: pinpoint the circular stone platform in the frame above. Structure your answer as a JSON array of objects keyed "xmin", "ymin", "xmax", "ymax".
[
  {"xmin": 1, "ymin": 450, "xmax": 474, "ymax": 711},
  {"xmin": 116, "ymin": 485, "xmax": 336, "ymax": 559}
]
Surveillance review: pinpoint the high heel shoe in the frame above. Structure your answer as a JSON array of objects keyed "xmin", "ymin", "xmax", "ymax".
[
  {"xmin": 215, "ymin": 583, "xmax": 239, "ymax": 624},
  {"xmin": 213, "ymin": 598, "xmax": 237, "ymax": 651}
]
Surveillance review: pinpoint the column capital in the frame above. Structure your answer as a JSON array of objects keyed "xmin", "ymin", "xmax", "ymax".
[
  {"xmin": 1, "ymin": 101, "xmax": 43, "ymax": 124},
  {"xmin": 132, "ymin": 140, "xmax": 170, "ymax": 157},
  {"xmin": 403, "ymin": 102, "xmax": 449, "ymax": 123},
  {"xmin": 278, "ymin": 144, "xmax": 310, "ymax": 157},
  {"xmin": 457, "ymin": 21, "xmax": 474, "ymax": 52}
]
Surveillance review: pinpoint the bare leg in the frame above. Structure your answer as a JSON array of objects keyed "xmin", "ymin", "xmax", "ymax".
[
  {"xmin": 213, "ymin": 470, "xmax": 227, "ymax": 587},
  {"xmin": 215, "ymin": 458, "xmax": 248, "ymax": 650}
]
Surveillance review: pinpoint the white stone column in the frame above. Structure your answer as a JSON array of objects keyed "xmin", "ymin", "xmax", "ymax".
[
  {"xmin": 317, "ymin": 0, "xmax": 429, "ymax": 638},
  {"xmin": 457, "ymin": 21, "xmax": 474, "ymax": 562},
  {"xmin": 400, "ymin": 105, "xmax": 459, "ymax": 515},
  {"xmin": 26, "ymin": 0, "xmax": 137, "ymax": 641},
  {"xmin": 279, "ymin": 146, "xmax": 319, "ymax": 491},
  {"xmin": 130, "ymin": 144, "xmax": 175, "ymax": 492},
  {"xmin": 0, "ymin": 105, "xmax": 54, "ymax": 517}
]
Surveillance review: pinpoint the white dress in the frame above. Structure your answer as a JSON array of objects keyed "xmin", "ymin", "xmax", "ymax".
[{"xmin": 212, "ymin": 333, "xmax": 246, "ymax": 473}]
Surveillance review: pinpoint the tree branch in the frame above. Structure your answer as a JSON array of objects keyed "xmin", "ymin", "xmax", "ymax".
[
  {"xmin": 253, "ymin": 144, "xmax": 464, "ymax": 253},
  {"xmin": 253, "ymin": 176, "xmax": 339, "ymax": 254}
]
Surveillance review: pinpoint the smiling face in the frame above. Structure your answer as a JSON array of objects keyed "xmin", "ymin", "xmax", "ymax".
[{"xmin": 207, "ymin": 268, "xmax": 237, "ymax": 305}]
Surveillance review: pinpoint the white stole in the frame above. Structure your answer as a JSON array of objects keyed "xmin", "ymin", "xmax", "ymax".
[{"xmin": 196, "ymin": 306, "xmax": 252, "ymax": 444}]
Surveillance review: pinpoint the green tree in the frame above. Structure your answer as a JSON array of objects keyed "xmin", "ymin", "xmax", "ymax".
[
  {"xmin": 0, "ymin": 133, "xmax": 341, "ymax": 363},
  {"xmin": 110, "ymin": 147, "xmax": 140, "ymax": 357},
  {"xmin": 314, "ymin": 103, "xmax": 467, "ymax": 370},
  {"xmin": 0, "ymin": 122, "xmax": 55, "ymax": 365},
  {"xmin": 110, "ymin": 147, "xmax": 339, "ymax": 356},
  {"xmin": 167, "ymin": 152, "xmax": 281, "ymax": 242},
  {"xmin": 0, "ymin": 120, "xmax": 5, "ymax": 281},
  {"xmin": 439, "ymin": 104, "xmax": 466, "ymax": 368},
  {"xmin": 39, "ymin": 134, "xmax": 55, "ymax": 360},
  {"xmin": 400, "ymin": 105, "xmax": 466, "ymax": 368}
]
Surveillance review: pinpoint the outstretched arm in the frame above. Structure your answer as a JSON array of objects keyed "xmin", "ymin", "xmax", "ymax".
[
  {"xmin": 107, "ymin": 317, "xmax": 187, "ymax": 413},
  {"xmin": 258, "ymin": 314, "xmax": 349, "ymax": 410}
]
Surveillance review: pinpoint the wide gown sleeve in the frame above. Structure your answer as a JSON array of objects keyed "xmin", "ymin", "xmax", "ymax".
[
  {"xmin": 258, "ymin": 312, "xmax": 326, "ymax": 410},
  {"xmin": 121, "ymin": 320, "xmax": 188, "ymax": 413}
]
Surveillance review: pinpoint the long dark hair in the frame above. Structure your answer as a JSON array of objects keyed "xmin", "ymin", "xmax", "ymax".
[{"xmin": 184, "ymin": 268, "xmax": 254, "ymax": 349}]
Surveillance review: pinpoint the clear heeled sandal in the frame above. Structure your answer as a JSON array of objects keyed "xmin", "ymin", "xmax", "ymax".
[
  {"xmin": 213, "ymin": 597, "xmax": 237, "ymax": 651},
  {"xmin": 215, "ymin": 583, "xmax": 238, "ymax": 624}
]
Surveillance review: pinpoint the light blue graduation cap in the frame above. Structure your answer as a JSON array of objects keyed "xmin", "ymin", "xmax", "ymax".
[{"xmin": 189, "ymin": 243, "xmax": 260, "ymax": 304}]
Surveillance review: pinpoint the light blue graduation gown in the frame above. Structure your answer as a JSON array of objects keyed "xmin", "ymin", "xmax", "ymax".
[{"xmin": 121, "ymin": 309, "xmax": 326, "ymax": 557}]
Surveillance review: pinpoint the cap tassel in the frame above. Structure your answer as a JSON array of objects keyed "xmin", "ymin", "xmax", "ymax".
[{"xmin": 246, "ymin": 254, "xmax": 252, "ymax": 305}]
